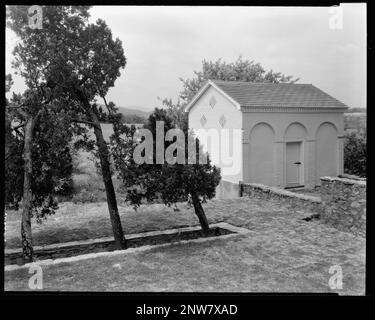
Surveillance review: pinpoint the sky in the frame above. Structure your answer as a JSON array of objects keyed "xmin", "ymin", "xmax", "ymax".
[{"xmin": 6, "ymin": 4, "xmax": 367, "ymax": 110}]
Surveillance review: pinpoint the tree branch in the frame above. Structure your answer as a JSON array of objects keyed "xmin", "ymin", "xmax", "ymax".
[
  {"xmin": 72, "ymin": 118, "xmax": 100, "ymax": 129},
  {"xmin": 79, "ymin": 75, "xmax": 89, "ymax": 86},
  {"xmin": 101, "ymin": 95, "xmax": 112, "ymax": 114},
  {"xmin": 12, "ymin": 123, "xmax": 25, "ymax": 131}
]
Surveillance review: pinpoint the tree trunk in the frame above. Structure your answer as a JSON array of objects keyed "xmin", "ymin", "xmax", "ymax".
[
  {"xmin": 87, "ymin": 106, "xmax": 126, "ymax": 249},
  {"xmin": 191, "ymin": 192, "xmax": 210, "ymax": 235},
  {"xmin": 21, "ymin": 116, "xmax": 36, "ymax": 262}
]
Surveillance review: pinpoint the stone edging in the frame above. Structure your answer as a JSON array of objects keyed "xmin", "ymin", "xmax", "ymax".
[{"xmin": 4, "ymin": 222, "xmax": 251, "ymax": 272}]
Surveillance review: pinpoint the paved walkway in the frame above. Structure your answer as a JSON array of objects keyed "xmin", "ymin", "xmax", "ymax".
[{"xmin": 203, "ymin": 198, "xmax": 365, "ymax": 295}]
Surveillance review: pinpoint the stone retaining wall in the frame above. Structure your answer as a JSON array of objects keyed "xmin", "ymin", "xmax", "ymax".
[
  {"xmin": 239, "ymin": 183, "xmax": 323, "ymax": 214},
  {"xmin": 320, "ymin": 176, "xmax": 366, "ymax": 237},
  {"xmin": 240, "ymin": 177, "xmax": 366, "ymax": 237}
]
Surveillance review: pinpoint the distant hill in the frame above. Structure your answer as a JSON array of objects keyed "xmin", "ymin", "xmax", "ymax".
[
  {"xmin": 117, "ymin": 106, "xmax": 151, "ymax": 118},
  {"xmin": 97, "ymin": 104, "xmax": 150, "ymax": 117},
  {"xmin": 344, "ymin": 113, "xmax": 366, "ymax": 133},
  {"xmin": 117, "ymin": 107, "xmax": 150, "ymax": 124},
  {"xmin": 97, "ymin": 104, "xmax": 151, "ymax": 124}
]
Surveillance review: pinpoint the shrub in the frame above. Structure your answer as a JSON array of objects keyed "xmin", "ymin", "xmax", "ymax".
[{"xmin": 344, "ymin": 131, "xmax": 366, "ymax": 178}]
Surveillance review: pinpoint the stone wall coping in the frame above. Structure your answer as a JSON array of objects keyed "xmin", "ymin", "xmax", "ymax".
[
  {"xmin": 241, "ymin": 182, "xmax": 322, "ymax": 203},
  {"xmin": 5, "ymin": 222, "xmax": 251, "ymax": 271},
  {"xmin": 338, "ymin": 174, "xmax": 366, "ymax": 181},
  {"xmin": 320, "ymin": 176, "xmax": 366, "ymax": 187}
]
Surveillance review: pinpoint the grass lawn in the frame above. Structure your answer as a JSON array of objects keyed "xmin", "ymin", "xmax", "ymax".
[
  {"xmin": 4, "ymin": 196, "xmax": 365, "ymax": 294},
  {"xmin": 5, "ymin": 201, "xmax": 212, "ymax": 248}
]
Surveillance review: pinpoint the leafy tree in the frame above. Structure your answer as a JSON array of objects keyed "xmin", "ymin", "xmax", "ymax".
[
  {"xmin": 6, "ymin": 83, "xmax": 75, "ymax": 260},
  {"xmin": 5, "ymin": 83, "xmax": 56, "ymax": 261},
  {"xmin": 7, "ymin": 6, "xmax": 93, "ymax": 260},
  {"xmin": 7, "ymin": 5, "xmax": 127, "ymax": 258},
  {"xmin": 5, "ymin": 96, "xmax": 73, "ymax": 212},
  {"xmin": 344, "ymin": 131, "xmax": 366, "ymax": 177},
  {"xmin": 5, "ymin": 75, "xmax": 23, "ymax": 208},
  {"xmin": 54, "ymin": 19, "xmax": 128, "ymax": 250},
  {"xmin": 111, "ymin": 108, "xmax": 221, "ymax": 234}
]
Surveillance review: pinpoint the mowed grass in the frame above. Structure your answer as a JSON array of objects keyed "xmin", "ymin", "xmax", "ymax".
[
  {"xmin": 69, "ymin": 150, "xmax": 114, "ymax": 203},
  {"xmin": 5, "ymin": 197, "xmax": 365, "ymax": 294},
  {"xmin": 5, "ymin": 237, "xmax": 334, "ymax": 293},
  {"xmin": 5, "ymin": 202, "xmax": 201, "ymax": 249}
]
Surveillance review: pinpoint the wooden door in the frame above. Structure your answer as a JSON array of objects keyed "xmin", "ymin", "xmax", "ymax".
[{"xmin": 286, "ymin": 142, "xmax": 302, "ymax": 187}]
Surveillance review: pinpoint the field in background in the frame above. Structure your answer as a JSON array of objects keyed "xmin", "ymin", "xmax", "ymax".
[
  {"xmin": 344, "ymin": 113, "xmax": 366, "ymax": 133},
  {"xmin": 70, "ymin": 123, "xmax": 124, "ymax": 203}
]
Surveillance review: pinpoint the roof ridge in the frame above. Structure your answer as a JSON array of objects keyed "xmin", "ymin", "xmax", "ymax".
[{"xmin": 211, "ymin": 79, "xmax": 312, "ymax": 86}]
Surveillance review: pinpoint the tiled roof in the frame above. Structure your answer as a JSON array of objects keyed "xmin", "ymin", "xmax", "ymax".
[{"xmin": 212, "ymin": 80, "xmax": 348, "ymax": 108}]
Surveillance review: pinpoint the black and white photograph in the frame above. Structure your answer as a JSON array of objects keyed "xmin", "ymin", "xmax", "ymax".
[{"xmin": 3, "ymin": 3, "xmax": 367, "ymax": 301}]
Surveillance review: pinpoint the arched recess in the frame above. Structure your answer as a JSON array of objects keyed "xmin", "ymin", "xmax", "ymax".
[
  {"xmin": 316, "ymin": 122, "xmax": 338, "ymax": 182},
  {"xmin": 284, "ymin": 122, "xmax": 308, "ymax": 141},
  {"xmin": 249, "ymin": 122, "xmax": 275, "ymax": 186}
]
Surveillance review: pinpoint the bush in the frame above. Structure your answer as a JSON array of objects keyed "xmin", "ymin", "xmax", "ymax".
[{"xmin": 344, "ymin": 131, "xmax": 366, "ymax": 177}]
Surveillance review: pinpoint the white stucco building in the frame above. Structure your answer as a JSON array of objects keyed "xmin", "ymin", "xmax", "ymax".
[{"xmin": 185, "ymin": 80, "xmax": 348, "ymax": 198}]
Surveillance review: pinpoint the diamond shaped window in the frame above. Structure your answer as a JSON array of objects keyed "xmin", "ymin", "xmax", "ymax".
[
  {"xmin": 200, "ymin": 114, "xmax": 207, "ymax": 127},
  {"xmin": 209, "ymin": 96, "xmax": 217, "ymax": 108},
  {"xmin": 219, "ymin": 115, "xmax": 226, "ymax": 128}
]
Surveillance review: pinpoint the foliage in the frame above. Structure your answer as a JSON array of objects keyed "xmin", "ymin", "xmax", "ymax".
[
  {"xmin": 110, "ymin": 108, "xmax": 221, "ymax": 209},
  {"xmin": 7, "ymin": 6, "xmax": 91, "ymax": 90},
  {"xmin": 7, "ymin": 5, "xmax": 128, "ymax": 252},
  {"xmin": 5, "ymin": 100, "xmax": 74, "ymax": 222},
  {"xmin": 6, "ymin": 5, "xmax": 126, "ymax": 217},
  {"xmin": 344, "ymin": 114, "xmax": 366, "ymax": 133},
  {"xmin": 5, "ymin": 6, "xmax": 92, "ymax": 224},
  {"xmin": 5, "ymin": 121, "xmax": 24, "ymax": 208},
  {"xmin": 161, "ymin": 55, "xmax": 298, "ymax": 129},
  {"xmin": 179, "ymin": 56, "xmax": 299, "ymax": 103},
  {"xmin": 7, "ymin": 5, "xmax": 126, "ymax": 127},
  {"xmin": 344, "ymin": 131, "xmax": 366, "ymax": 178}
]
